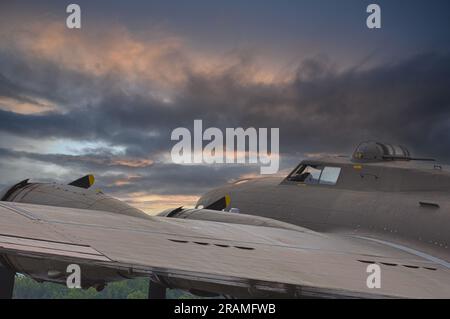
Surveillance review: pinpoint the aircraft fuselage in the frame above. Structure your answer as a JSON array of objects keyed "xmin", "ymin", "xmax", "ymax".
[{"xmin": 197, "ymin": 156, "xmax": 450, "ymax": 261}]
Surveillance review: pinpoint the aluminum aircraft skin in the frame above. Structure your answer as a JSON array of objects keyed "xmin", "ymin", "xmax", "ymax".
[{"xmin": 0, "ymin": 141, "xmax": 449, "ymax": 299}]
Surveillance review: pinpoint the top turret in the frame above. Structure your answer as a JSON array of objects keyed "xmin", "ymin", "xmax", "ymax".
[{"xmin": 352, "ymin": 141, "xmax": 434, "ymax": 163}]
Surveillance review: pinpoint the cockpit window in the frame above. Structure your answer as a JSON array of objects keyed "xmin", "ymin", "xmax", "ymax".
[
  {"xmin": 287, "ymin": 165, "xmax": 341, "ymax": 185},
  {"xmin": 319, "ymin": 167, "xmax": 341, "ymax": 185},
  {"xmin": 287, "ymin": 165, "xmax": 321, "ymax": 183}
]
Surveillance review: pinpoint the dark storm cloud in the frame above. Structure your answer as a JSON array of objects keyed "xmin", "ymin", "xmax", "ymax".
[
  {"xmin": 0, "ymin": 50, "xmax": 97, "ymax": 108},
  {"xmin": 0, "ymin": 1, "xmax": 449, "ymax": 212},
  {"xmin": 0, "ymin": 73, "xmax": 35, "ymax": 103},
  {"xmin": 1, "ymin": 51, "xmax": 450, "ymax": 162}
]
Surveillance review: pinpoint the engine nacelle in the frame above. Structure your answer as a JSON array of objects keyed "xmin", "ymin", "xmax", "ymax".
[{"xmin": 0, "ymin": 180, "xmax": 150, "ymax": 219}]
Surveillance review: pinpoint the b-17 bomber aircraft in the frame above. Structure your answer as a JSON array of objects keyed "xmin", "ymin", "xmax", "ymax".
[{"xmin": 0, "ymin": 141, "xmax": 449, "ymax": 299}]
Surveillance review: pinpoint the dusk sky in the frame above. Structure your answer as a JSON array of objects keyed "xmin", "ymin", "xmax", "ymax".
[{"xmin": 1, "ymin": 1, "xmax": 450, "ymax": 213}]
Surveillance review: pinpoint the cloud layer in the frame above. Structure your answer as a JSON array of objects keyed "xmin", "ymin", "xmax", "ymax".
[{"xmin": 1, "ymin": 20, "xmax": 449, "ymax": 213}]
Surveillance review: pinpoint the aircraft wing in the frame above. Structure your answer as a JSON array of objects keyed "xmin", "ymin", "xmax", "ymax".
[{"xmin": 0, "ymin": 201, "xmax": 449, "ymax": 298}]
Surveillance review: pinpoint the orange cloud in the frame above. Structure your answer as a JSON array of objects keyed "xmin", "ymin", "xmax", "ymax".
[
  {"xmin": 119, "ymin": 193, "xmax": 199, "ymax": 215},
  {"xmin": 108, "ymin": 174, "xmax": 139, "ymax": 187},
  {"xmin": 0, "ymin": 96, "xmax": 57, "ymax": 114},
  {"xmin": 19, "ymin": 22, "xmax": 186, "ymax": 90},
  {"xmin": 3, "ymin": 19, "xmax": 290, "ymax": 101},
  {"xmin": 110, "ymin": 158, "xmax": 154, "ymax": 168}
]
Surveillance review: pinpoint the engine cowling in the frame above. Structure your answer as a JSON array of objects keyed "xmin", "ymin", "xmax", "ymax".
[{"xmin": 0, "ymin": 180, "xmax": 150, "ymax": 219}]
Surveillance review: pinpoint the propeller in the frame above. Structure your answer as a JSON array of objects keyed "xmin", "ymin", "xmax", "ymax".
[
  {"xmin": 205, "ymin": 195, "xmax": 231, "ymax": 211},
  {"xmin": 68, "ymin": 175, "xmax": 95, "ymax": 189}
]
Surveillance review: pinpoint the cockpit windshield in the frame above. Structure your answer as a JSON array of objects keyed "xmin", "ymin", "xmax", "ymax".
[
  {"xmin": 286, "ymin": 164, "xmax": 341, "ymax": 185},
  {"xmin": 288, "ymin": 165, "xmax": 322, "ymax": 183}
]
